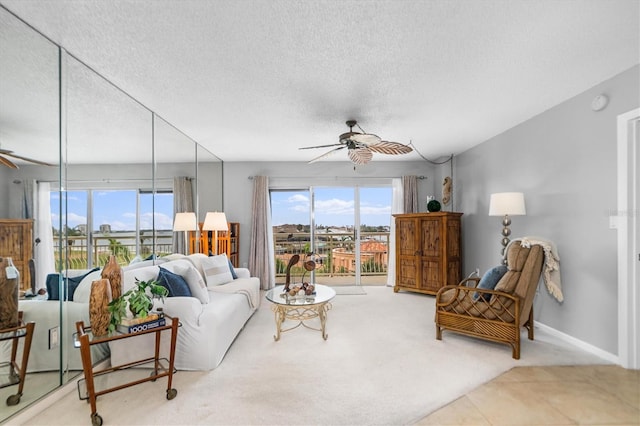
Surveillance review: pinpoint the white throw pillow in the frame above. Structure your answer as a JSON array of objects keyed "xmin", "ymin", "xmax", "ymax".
[
  {"xmin": 163, "ymin": 260, "xmax": 210, "ymax": 304},
  {"xmin": 201, "ymin": 255, "xmax": 234, "ymax": 286},
  {"xmin": 71, "ymin": 269, "xmax": 103, "ymax": 303}
]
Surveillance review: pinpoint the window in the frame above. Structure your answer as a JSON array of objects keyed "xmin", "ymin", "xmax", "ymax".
[{"xmin": 53, "ymin": 189, "xmax": 173, "ymax": 269}]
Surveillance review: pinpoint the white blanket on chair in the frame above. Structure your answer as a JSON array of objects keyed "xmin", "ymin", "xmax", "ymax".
[{"xmin": 509, "ymin": 236, "xmax": 564, "ymax": 302}]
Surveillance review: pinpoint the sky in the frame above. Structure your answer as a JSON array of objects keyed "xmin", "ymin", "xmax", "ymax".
[
  {"xmin": 52, "ymin": 186, "xmax": 393, "ymax": 232},
  {"xmin": 270, "ymin": 186, "xmax": 393, "ymax": 228},
  {"xmin": 51, "ymin": 190, "xmax": 174, "ymax": 231}
]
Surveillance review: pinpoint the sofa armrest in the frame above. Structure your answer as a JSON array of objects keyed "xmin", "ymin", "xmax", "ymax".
[
  {"xmin": 154, "ymin": 296, "xmax": 204, "ymax": 328},
  {"xmin": 234, "ymin": 268, "xmax": 250, "ymax": 279}
]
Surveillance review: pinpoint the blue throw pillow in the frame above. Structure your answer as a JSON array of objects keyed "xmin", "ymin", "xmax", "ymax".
[
  {"xmin": 228, "ymin": 258, "xmax": 238, "ymax": 280},
  {"xmin": 473, "ymin": 265, "xmax": 508, "ymax": 301},
  {"xmin": 47, "ymin": 268, "xmax": 100, "ymax": 301},
  {"xmin": 46, "ymin": 273, "xmax": 61, "ymax": 300},
  {"xmin": 157, "ymin": 267, "xmax": 192, "ymax": 297}
]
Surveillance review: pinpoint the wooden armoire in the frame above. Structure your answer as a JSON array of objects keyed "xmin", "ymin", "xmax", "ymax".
[
  {"xmin": 0, "ymin": 219, "xmax": 33, "ymax": 291},
  {"xmin": 393, "ymin": 212, "xmax": 462, "ymax": 295}
]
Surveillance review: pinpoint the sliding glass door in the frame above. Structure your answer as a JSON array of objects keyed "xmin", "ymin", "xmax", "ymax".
[{"xmin": 272, "ymin": 185, "xmax": 392, "ymax": 286}]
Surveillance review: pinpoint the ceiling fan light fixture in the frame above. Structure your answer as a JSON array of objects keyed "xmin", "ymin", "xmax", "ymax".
[{"xmin": 299, "ymin": 120, "xmax": 413, "ymax": 165}]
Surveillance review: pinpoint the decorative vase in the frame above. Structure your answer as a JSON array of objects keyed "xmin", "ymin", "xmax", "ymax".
[
  {"xmin": 89, "ymin": 278, "xmax": 112, "ymax": 336},
  {"xmin": 427, "ymin": 199, "xmax": 442, "ymax": 212},
  {"xmin": 0, "ymin": 257, "xmax": 19, "ymax": 329},
  {"xmin": 101, "ymin": 255, "xmax": 123, "ymax": 301}
]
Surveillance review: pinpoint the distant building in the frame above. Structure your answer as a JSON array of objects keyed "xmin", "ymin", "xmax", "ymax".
[
  {"xmin": 99, "ymin": 224, "xmax": 111, "ymax": 233},
  {"xmin": 76, "ymin": 224, "xmax": 87, "ymax": 234}
]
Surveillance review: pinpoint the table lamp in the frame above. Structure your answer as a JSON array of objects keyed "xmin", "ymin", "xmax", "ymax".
[
  {"xmin": 173, "ymin": 212, "xmax": 197, "ymax": 255},
  {"xmin": 203, "ymin": 211, "xmax": 228, "ymax": 255},
  {"xmin": 489, "ymin": 192, "xmax": 526, "ymax": 262}
]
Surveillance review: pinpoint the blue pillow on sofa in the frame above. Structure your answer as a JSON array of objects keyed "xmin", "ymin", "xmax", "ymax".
[
  {"xmin": 157, "ymin": 267, "xmax": 193, "ymax": 297},
  {"xmin": 473, "ymin": 265, "xmax": 508, "ymax": 301},
  {"xmin": 47, "ymin": 267, "xmax": 100, "ymax": 301},
  {"xmin": 228, "ymin": 258, "xmax": 238, "ymax": 280}
]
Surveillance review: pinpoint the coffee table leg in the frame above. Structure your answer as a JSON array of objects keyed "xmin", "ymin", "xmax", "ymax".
[
  {"xmin": 318, "ymin": 303, "xmax": 329, "ymax": 340},
  {"xmin": 273, "ymin": 306, "xmax": 285, "ymax": 341}
]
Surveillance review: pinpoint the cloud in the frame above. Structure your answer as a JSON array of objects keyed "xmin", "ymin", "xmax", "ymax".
[
  {"xmin": 288, "ymin": 194, "xmax": 309, "ymax": 203},
  {"xmin": 315, "ymin": 198, "xmax": 354, "ymax": 215}
]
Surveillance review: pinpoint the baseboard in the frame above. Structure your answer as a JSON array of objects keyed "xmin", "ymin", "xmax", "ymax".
[
  {"xmin": 6, "ymin": 359, "xmax": 110, "ymax": 425},
  {"xmin": 535, "ymin": 321, "xmax": 619, "ymax": 365}
]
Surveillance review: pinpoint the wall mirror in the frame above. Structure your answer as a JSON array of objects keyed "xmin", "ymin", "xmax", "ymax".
[
  {"xmin": 60, "ymin": 50, "xmax": 154, "ymax": 385},
  {"xmin": 0, "ymin": 6, "xmax": 61, "ymax": 422},
  {"xmin": 0, "ymin": 6, "xmax": 224, "ymax": 421},
  {"xmin": 153, "ymin": 116, "xmax": 197, "ymax": 254},
  {"xmin": 195, "ymin": 144, "xmax": 224, "ymax": 227}
]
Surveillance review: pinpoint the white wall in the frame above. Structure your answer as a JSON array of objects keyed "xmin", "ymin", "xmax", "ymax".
[{"xmin": 454, "ymin": 65, "xmax": 639, "ymax": 356}]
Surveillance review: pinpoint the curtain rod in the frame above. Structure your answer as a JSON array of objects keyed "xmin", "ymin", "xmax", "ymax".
[
  {"xmin": 248, "ymin": 175, "xmax": 426, "ymax": 180},
  {"xmin": 34, "ymin": 177, "xmax": 186, "ymax": 184}
]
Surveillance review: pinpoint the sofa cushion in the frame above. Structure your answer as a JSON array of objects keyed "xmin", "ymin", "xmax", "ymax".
[
  {"xmin": 162, "ymin": 260, "xmax": 210, "ymax": 304},
  {"xmin": 157, "ymin": 267, "xmax": 193, "ymax": 297},
  {"xmin": 46, "ymin": 267, "xmax": 100, "ymax": 301},
  {"xmin": 202, "ymin": 255, "xmax": 234, "ymax": 286},
  {"xmin": 473, "ymin": 265, "xmax": 508, "ymax": 301}
]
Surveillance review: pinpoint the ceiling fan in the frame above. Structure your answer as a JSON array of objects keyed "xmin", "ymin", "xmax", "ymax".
[
  {"xmin": 0, "ymin": 147, "xmax": 56, "ymax": 169},
  {"xmin": 299, "ymin": 120, "xmax": 413, "ymax": 165}
]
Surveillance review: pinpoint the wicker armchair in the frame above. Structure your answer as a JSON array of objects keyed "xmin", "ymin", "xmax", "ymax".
[{"xmin": 435, "ymin": 243, "xmax": 544, "ymax": 359}]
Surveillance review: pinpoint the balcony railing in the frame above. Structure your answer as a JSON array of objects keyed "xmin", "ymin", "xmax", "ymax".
[
  {"xmin": 273, "ymin": 231, "xmax": 390, "ymax": 284},
  {"xmin": 52, "ymin": 230, "xmax": 392, "ymax": 286},
  {"xmin": 54, "ymin": 232, "xmax": 174, "ymax": 271}
]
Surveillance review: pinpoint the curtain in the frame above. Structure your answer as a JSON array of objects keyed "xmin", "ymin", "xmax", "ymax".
[
  {"xmin": 22, "ymin": 179, "xmax": 34, "ymax": 219},
  {"xmin": 35, "ymin": 182, "xmax": 55, "ymax": 291},
  {"xmin": 386, "ymin": 178, "xmax": 404, "ymax": 287},
  {"xmin": 173, "ymin": 176, "xmax": 194, "ymax": 254},
  {"xmin": 402, "ymin": 175, "xmax": 418, "ymax": 213},
  {"xmin": 248, "ymin": 176, "xmax": 275, "ymax": 290}
]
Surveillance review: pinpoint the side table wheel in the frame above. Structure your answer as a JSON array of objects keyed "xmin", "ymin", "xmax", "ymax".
[
  {"xmin": 91, "ymin": 413, "xmax": 103, "ymax": 426},
  {"xmin": 166, "ymin": 388, "xmax": 178, "ymax": 400},
  {"xmin": 6, "ymin": 394, "xmax": 21, "ymax": 406}
]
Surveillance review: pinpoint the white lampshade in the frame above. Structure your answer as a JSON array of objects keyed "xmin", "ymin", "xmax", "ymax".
[
  {"xmin": 202, "ymin": 211, "xmax": 228, "ymax": 231},
  {"xmin": 173, "ymin": 212, "xmax": 197, "ymax": 232},
  {"xmin": 489, "ymin": 192, "xmax": 526, "ymax": 216}
]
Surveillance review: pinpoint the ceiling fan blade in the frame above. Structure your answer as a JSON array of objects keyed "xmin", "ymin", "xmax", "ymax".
[
  {"xmin": 2, "ymin": 152, "xmax": 56, "ymax": 166},
  {"xmin": 367, "ymin": 141, "xmax": 413, "ymax": 155},
  {"xmin": 348, "ymin": 133, "xmax": 382, "ymax": 145},
  {"xmin": 299, "ymin": 143, "xmax": 344, "ymax": 150},
  {"xmin": 307, "ymin": 146, "xmax": 345, "ymax": 163},
  {"xmin": 0, "ymin": 155, "xmax": 18, "ymax": 169},
  {"xmin": 348, "ymin": 148, "xmax": 373, "ymax": 165}
]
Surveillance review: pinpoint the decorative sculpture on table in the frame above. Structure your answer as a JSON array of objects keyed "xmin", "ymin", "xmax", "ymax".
[
  {"xmin": 89, "ymin": 278, "xmax": 112, "ymax": 336},
  {"xmin": 284, "ymin": 254, "xmax": 300, "ymax": 292},
  {"xmin": 283, "ymin": 253, "xmax": 316, "ymax": 297},
  {"xmin": 101, "ymin": 255, "xmax": 123, "ymax": 301}
]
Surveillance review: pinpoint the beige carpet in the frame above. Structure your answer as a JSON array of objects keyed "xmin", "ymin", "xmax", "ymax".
[{"xmin": 15, "ymin": 287, "xmax": 607, "ymax": 425}]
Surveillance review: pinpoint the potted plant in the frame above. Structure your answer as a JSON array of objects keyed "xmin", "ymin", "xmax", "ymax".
[{"xmin": 107, "ymin": 278, "xmax": 168, "ymax": 332}]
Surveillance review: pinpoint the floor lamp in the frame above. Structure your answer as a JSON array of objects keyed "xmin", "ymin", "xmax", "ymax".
[
  {"xmin": 173, "ymin": 212, "xmax": 197, "ymax": 255},
  {"xmin": 489, "ymin": 192, "xmax": 526, "ymax": 263},
  {"xmin": 203, "ymin": 212, "xmax": 228, "ymax": 255}
]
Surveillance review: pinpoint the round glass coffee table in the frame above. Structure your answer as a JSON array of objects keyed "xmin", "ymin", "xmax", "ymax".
[{"xmin": 265, "ymin": 284, "xmax": 336, "ymax": 341}]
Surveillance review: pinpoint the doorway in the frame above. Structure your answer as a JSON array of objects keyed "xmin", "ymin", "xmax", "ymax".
[
  {"xmin": 271, "ymin": 185, "xmax": 393, "ymax": 287},
  {"xmin": 617, "ymin": 108, "xmax": 639, "ymax": 369}
]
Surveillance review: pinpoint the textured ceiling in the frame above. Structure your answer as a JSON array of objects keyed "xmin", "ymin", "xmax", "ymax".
[{"xmin": 1, "ymin": 0, "xmax": 638, "ymax": 164}]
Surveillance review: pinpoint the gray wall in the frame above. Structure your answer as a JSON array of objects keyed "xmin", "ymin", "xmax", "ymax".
[{"xmin": 453, "ymin": 65, "xmax": 639, "ymax": 355}]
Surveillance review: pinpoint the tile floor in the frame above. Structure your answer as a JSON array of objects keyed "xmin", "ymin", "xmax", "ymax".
[{"xmin": 414, "ymin": 365, "xmax": 640, "ymax": 425}]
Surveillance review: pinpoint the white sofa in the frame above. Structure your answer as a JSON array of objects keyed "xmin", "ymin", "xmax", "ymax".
[
  {"xmin": 108, "ymin": 254, "xmax": 260, "ymax": 371},
  {"xmin": 2, "ymin": 254, "xmax": 259, "ymax": 372}
]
